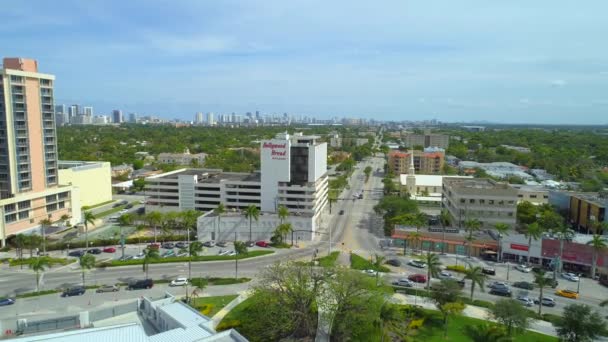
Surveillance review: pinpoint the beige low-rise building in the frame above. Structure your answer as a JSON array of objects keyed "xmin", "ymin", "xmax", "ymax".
[
  {"xmin": 510, "ymin": 184, "xmax": 549, "ymax": 205},
  {"xmin": 58, "ymin": 161, "xmax": 112, "ymax": 207},
  {"xmin": 442, "ymin": 178, "xmax": 518, "ymax": 228}
]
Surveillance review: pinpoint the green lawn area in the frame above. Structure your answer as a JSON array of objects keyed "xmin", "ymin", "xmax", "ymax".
[
  {"xmin": 412, "ymin": 309, "xmax": 557, "ymax": 342},
  {"xmin": 190, "ymin": 277, "xmax": 251, "ymax": 287},
  {"xmin": 317, "ymin": 251, "xmax": 340, "ymax": 267},
  {"xmin": 84, "ymin": 200, "xmax": 115, "ymax": 210},
  {"xmin": 350, "ymin": 253, "xmax": 390, "ymax": 272},
  {"xmin": 99, "ymin": 250, "xmax": 274, "ymax": 267},
  {"xmin": 190, "ymin": 295, "xmax": 238, "ymax": 317},
  {"xmin": 95, "ymin": 201, "xmax": 139, "ymax": 218},
  {"xmin": 216, "ymin": 294, "xmax": 261, "ymax": 332}
]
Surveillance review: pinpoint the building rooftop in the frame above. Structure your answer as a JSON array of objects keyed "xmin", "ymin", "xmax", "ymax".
[
  {"xmin": 146, "ymin": 168, "xmax": 261, "ymax": 183},
  {"xmin": 443, "ymin": 178, "xmax": 517, "ymax": 194}
]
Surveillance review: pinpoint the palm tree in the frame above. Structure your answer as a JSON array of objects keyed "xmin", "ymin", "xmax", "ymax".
[
  {"xmin": 82, "ymin": 211, "xmax": 96, "ymax": 252},
  {"xmin": 464, "ymin": 323, "xmax": 512, "ymax": 342},
  {"xmin": 533, "ymin": 270, "xmax": 552, "ymax": 316},
  {"xmin": 38, "ymin": 218, "xmax": 52, "ymax": 255},
  {"xmin": 552, "ymin": 223, "xmax": 574, "ymax": 274},
  {"xmin": 234, "ymin": 241, "xmax": 248, "ymax": 279},
  {"xmin": 29, "ymin": 257, "xmax": 50, "ymax": 293},
  {"xmin": 372, "ymin": 254, "xmax": 386, "ymax": 286},
  {"xmin": 117, "ymin": 213, "xmax": 133, "ymax": 258},
  {"xmin": 464, "ymin": 265, "xmax": 486, "ymax": 301},
  {"xmin": 142, "ymin": 248, "xmax": 159, "ymax": 279},
  {"xmin": 408, "ymin": 231, "xmax": 422, "ymax": 254},
  {"xmin": 244, "ymin": 204, "xmax": 260, "ymax": 242},
  {"xmin": 187, "ymin": 241, "xmax": 203, "ymax": 280},
  {"xmin": 439, "ymin": 209, "xmax": 451, "ymax": 254},
  {"xmin": 587, "ymin": 234, "xmax": 607, "ymax": 279},
  {"xmin": 278, "ymin": 205, "xmax": 289, "ymax": 224},
  {"xmin": 146, "ymin": 211, "xmax": 162, "ymax": 243},
  {"xmin": 60, "ymin": 214, "xmax": 71, "ymax": 227},
  {"xmin": 214, "ymin": 203, "xmax": 226, "ymax": 240},
  {"xmin": 27, "ymin": 234, "xmax": 42, "ymax": 258},
  {"xmin": 424, "ymin": 252, "xmax": 442, "ymax": 289},
  {"xmin": 79, "ymin": 254, "xmax": 96, "ymax": 287},
  {"xmin": 494, "ymin": 223, "xmax": 510, "ymax": 262},
  {"xmin": 464, "ymin": 218, "xmax": 482, "ymax": 258},
  {"xmin": 14, "ymin": 234, "xmax": 26, "ymax": 265},
  {"xmin": 524, "ymin": 222, "xmax": 543, "ymax": 265}
]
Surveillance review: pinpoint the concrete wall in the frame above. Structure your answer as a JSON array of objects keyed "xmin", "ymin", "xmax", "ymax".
[{"xmin": 58, "ymin": 161, "xmax": 112, "ymax": 208}]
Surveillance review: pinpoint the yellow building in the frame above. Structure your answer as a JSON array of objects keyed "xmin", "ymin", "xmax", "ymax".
[{"xmin": 58, "ymin": 161, "xmax": 112, "ymax": 207}]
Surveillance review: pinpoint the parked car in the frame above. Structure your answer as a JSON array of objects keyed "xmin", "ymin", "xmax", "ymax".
[
  {"xmin": 438, "ymin": 270, "xmax": 453, "ymax": 279},
  {"xmin": 147, "ymin": 243, "xmax": 160, "ymax": 250},
  {"xmin": 176, "ymin": 252, "xmax": 188, "ymax": 257},
  {"xmin": 255, "ymin": 241, "xmax": 270, "ymax": 248},
  {"xmin": 362, "ymin": 269, "xmax": 377, "ymax": 277},
  {"xmin": 489, "ymin": 281, "xmax": 510, "ymax": 289},
  {"xmin": 125, "ymin": 203, "xmax": 134, "ymax": 209},
  {"xmin": 61, "ymin": 286, "xmax": 86, "ymax": 297},
  {"xmin": 555, "ymin": 289, "xmax": 579, "ymax": 299},
  {"xmin": 245, "ymin": 241, "xmax": 255, "ymax": 248},
  {"xmin": 103, "ymin": 247, "xmax": 116, "ymax": 253},
  {"xmin": 112, "ymin": 203, "xmax": 121, "ymax": 208},
  {"xmin": 515, "ymin": 264, "xmax": 532, "ymax": 273},
  {"xmin": 118, "ymin": 255, "xmax": 134, "ymax": 261},
  {"xmin": 386, "ymin": 259, "xmax": 402, "ymax": 267},
  {"xmin": 218, "ymin": 250, "xmax": 230, "ymax": 256},
  {"xmin": 516, "ymin": 295, "xmax": 534, "ymax": 307},
  {"xmin": 562, "ymin": 272, "xmax": 580, "ymax": 282},
  {"xmin": 162, "ymin": 242, "xmax": 175, "ymax": 249},
  {"xmin": 175, "ymin": 242, "xmax": 188, "ymax": 249},
  {"xmin": 96, "ymin": 284, "xmax": 120, "ymax": 293},
  {"xmin": 408, "ymin": 274, "xmax": 427, "ymax": 283},
  {"xmin": 68, "ymin": 250, "xmax": 85, "ymax": 257},
  {"xmin": 482, "ymin": 267, "xmax": 496, "ymax": 275},
  {"xmin": 170, "ymin": 277, "xmax": 189, "ymax": 287},
  {"xmin": 0, "ymin": 298, "xmax": 15, "ymax": 306},
  {"xmin": 127, "ymin": 279, "xmax": 154, "ymax": 290},
  {"xmin": 339, "ymin": 210, "xmax": 345, "ymax": 215},
  {"xmin": 216, "ymin": 241, "xmax": 228, "ymax": 247},
  {"xmin": 87, "ymin": 248, "xmax": 102, "ymax": 255},
  {"xmin": 132, "ymin": 252, "xmax": 145, "ymax": 260},
  {"xmin": 161, "ymin": 250, "xmax": 175, "ymax": 258},
  {"xmin": 392, "ymin": 278, "xmax": 414, "ymax": 287},
  {"xmin": 489, "ymin": 286, "xmax": 512, "ymax": 297},
  {"xmin": 226, "ymin": 251, "xmax": 237, "ymax": 256},
  {"xmin": 456, "ymin": 279, "xmax": 466, "ymax": 288},
  {"xmin": 534, "ymin": 297, "xmax": 556, "ymax": 307},
  {"xmin": 119, "ymin": 209, "xmax": 128, "ymax": 214},
  {"xmin": 513, "ymin": 281, "xmax": 535, "ymax": 290},
  {"xmin": 203, "ymin": 241, "xmax": 216, "ymax": 247},
  {"xmin": 408, "ymin": 260, "xmax": 426, "ymax": 268}
]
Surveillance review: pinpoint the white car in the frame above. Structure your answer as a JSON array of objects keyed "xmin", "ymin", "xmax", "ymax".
[
  {"xmin": 515, "ymin": 264, "xmax": 531, "ymax": 273},
  {"xmin": 392, "ymin": 278, "xmax": 414, "ymax": 287},
  {"xmin": 132, "ymin": 252, "xmax": 145, "ymax": 260},
  {"xmin": 516, "ymin": 295, "xmax": 534, "ymax": 307},
  {"xmin": 438, "ymin": 270, "xmax": 453, "ymax": 279},
  {"xmin": 170, "ymin": 277, "xmax": 189, "ymax": 287},
  {"xmin": 561, "ymin": 272, "xmax": 580, "ymax": 282},
  {"xmin": 362, "ymin": 269, "xmax": 378, "ymax": 277},
  {"xmin": 226, "ymin": 251, "xmax": 237, "ymax": 256},
  {"xmin": 119, "ymin": 209, "xmax": 129, "ymax": 214},
  {"xmin": 218, "ymin": 250, "xmax": 230, "ymax": 256}
]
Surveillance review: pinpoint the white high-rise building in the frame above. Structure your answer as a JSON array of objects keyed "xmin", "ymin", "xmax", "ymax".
[
  {"xmin": 83, "ymin": 106, "xmax": 93, "ymax": 116},
  {"xmin": 68, "ymin": 104, "xmax": 79, "ymax": 122},
  {"xmin": 195, "ymin": 112, "xmax": 204, "ymax": 124},
  {"xmin": 206, "ymin": 112, "xmax": 214, "ymax": 125},
  {"xmin": 129, "ymin": 112, "xmax": 138, "ymax": 123}
]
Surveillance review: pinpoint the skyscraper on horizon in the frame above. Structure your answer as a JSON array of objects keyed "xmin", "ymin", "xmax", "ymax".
[
  {"xmin": 112, "ymin": 109, "xmax": 123, "ymax": 123},
  {"xmin": 195, "ymin": 112, "xmax": 204, "ymax": 124}
]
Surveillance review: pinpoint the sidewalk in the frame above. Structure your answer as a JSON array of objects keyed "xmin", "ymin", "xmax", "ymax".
[
  {"xmin": 210, "ymin": 291, "xmax": 251, "ymax": 328},
  {"xmin": 391, "ymin": 293, "xmax": 557, "ymax": 337}
]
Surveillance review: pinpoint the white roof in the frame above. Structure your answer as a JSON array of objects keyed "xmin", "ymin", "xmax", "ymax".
[
  {"xmin": 159, "ymin": 302, "xmax": 210, "ymax": 328},
  {"xmin": 399, "ymin": 174, "xmax": 472, "ymax": 187},
  {"xmin": 11, "ymin": 323, "xmax": 148, "ymax": 342}
]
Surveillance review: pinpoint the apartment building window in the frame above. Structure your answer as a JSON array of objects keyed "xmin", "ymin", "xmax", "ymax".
[
  {"xmin": 18, "ymin": 200, "xmax": 30, "ymax": 210},
  {"xmin": 46, "ymin": 194, "xmax": 57, "ymax": 203},
  {"xmin": 58, "ymin": 201, "xmax": 65, "ymax": 209},
  {"xmin": 4, "ymin": 203, "xmax": 15, "ymax": 213},
  {"xmin": 508, "ymin": 200, "xmax": 515, "ymax": 204},
  {"xmin": 18, "ymin": 211, "xmax": 29, "ymax": 220},
  {"xmin": 508, "ymin": 212, "xmax": 514, "ymax": 216},
  {"xmin": 46, "ymin": 203, "xmax": 57, "ymax": 212},
  {"xmin": 530, "ymin": 195, "xmax": 537, "ymax": 198},
  {"xmin": 517, "ymin": 194, "xmax": 523, "ymax": 198},
  {"xmin": 460, "ymin": 199, "xmax": 466, "ymax": 204},
  {"xmin": 10, "ymin": 76, "xmax": 23, "ymax": 82},
  {"xmin": 489, "ymin": 200, "xmax": 495, "ymax": 205},
  {"xmin": 498, "ymin": 200, "xmax": 504, "ymax": 205},
  {"xmin": 479, "ymin": 199, "xmax": 485, "ymax": 204},
  {"xmin": 469, "ymin": 199, "xmax": 475, "ymax": 204},
  {"xmin": 5, "ymin": 213, "xmax": 17, "ymax": 223},
  {"xmin": 543, "ymin": 195, "xmax": 548, "ymax": 199},
  {"xmin": 58, "ymin": 192, "xmax": 69, "ymax": 199}
]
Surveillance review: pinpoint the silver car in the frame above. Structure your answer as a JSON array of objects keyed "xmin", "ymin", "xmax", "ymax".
[{"xmin": 96, "ymin": 284, "xmax": 120, "ymax": 293}]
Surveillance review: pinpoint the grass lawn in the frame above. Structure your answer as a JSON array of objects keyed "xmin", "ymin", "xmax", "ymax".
[
  {"xmin": 316, "ymin": 251, "xmax": 340, "ymax": 267},
  {"xmin": 84, "ymin": 200, "xmax": 115, "ymax": 210},
  {"xmin": 190, "ymin": 277, "xmax": 251, "ymax": 287},
  {"xmin": 412, "ymin": 309, "xmax": 557, "ymax": 342},
  {"xmin": 350, "ymin": 253, "xmax": 390, "ymax": 272},
  {"xmin": 95, "ymin": 201, "xmax": 139, "ymax": 218},
  {"xmin": 190, "ymin": 294, "xmax": 238, "ymax": 317},
  {"xmin": 216, "ymin": 294, "xmax": 261, "ymax": 331},
  {"xmin": 99, "ymin": 250, "xmax": 274, "ymax": 267}
]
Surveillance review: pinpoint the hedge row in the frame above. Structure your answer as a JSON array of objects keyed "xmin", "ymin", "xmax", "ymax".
[
  {"xmin": 190, "ymin": 277, "xmax": 251, "ymax": 288},
  {"xmin": 9, "ymin": 257, "xmax": 73, "ymax": 267},
  {"xmin": 445, "ymin": 265, "xmax": 468, "ymax": 273},
  {"xmin": 393, "ymin": 286, "xmax": 496, "ymax": 309},
  {"xmin": 98, "ymin": 250, "xmax": 274, "ymax": 267}
]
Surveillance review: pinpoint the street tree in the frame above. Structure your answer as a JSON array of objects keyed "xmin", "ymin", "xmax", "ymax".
[
  {"xmin": 464, "ymin": 265, "xmax": 485, "ymax": 301},
  {"xmin": 244, "ymin": 204, "xmax": 260, "ymax": 242},
  {"xmin": 187, "ymin": 241, "xmax": 204, "ymax": 280},
  {"xmin": 14, "ymin": 234, "xmax": 27, "ymax": 265},
  {"xmin": 494, "ymin": 223, "xmax": 510, "ymax": 262},
  {"xmin": 214, "ymin": 203, "xmax": 226, "ymax": 239},
  {"xmin": 234, "ymin": 241, "xmax": 248, "ymax": 279},
  {"xmin": 328, "ymin": 190, "xmax": 338, "ymax": 214},
  {"xmin": 586, "ymin": 234, "xmax": 607, "ymax": 279},
  {"xmin": 533, "ymin": 270, "xmax": 552, "ymax": 316},
  {"xmin": 82, "ymin": 211, "xmax": 96, "ymax": 252},
  {"xmin": 524, "ymin": 222, "xmax": 543, "ymax": 265},
  {"xmin": 552, "ymin": 222, "xmax": 575, "ymax": 274},
  {"xmin": 439, "ymin": 209, "xmax": 451, "ymax": 253},
  {"xmin": 490, "ymin": 299, "xmax": 531, "ymax": 336},
  {"xmin": 374, "ymin": 302, "xmax": 405, "ymax": 342},
  {"xmin": 372, "ymin": 254, "xmax": 386, "ymax": 285},
  {"xmin": 516, "ymin": 201, "xmax": 537, "ymax": 226},
  {"xmin": 555, "ymin": 304, "xmax": 607, "ymax": 342},
  {"xmin": 29, "ymin": 256, "xmax": 50, "ymax": 293},
  {"xmin": 464, "ymin": 218, "xmax": 482, "ymax": 258},
  {"xmin": 60, "ymin": 214, "xmax": 71, "ymax": 227},
  {"xmin": 424, "ymin": 252, "xmax": 442, "ymax": 289},
  {"xmin": 142, "ymin": 248, "xmax": 159, "ymax": 279},
  {"xmin": 429, "ymin": 279, "xmax": 465, "ymax": 336},
  {"xmin": 79, "ymin": 254, "xmax": 96, "ymax": 287},
  {"xmin": 363, "ymin": 165, "xmax": 373, "ymax": 182},
  {"xmin": 145, "ymin": 211, "xmax": 162, "ymax": 243},
  {"xmin": 38, "ymin": 218, "xmax": 52, "ymax": 255}
]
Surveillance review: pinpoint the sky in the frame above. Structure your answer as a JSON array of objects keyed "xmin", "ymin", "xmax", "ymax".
[{"xmin": 3, "ymin": 1, "xmax": 608, "ymax": 124}]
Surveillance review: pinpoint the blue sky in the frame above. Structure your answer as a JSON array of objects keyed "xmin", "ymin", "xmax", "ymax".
[{"xmin": 3, "ymin": 1, "xmax": 608, "ymax": 123}]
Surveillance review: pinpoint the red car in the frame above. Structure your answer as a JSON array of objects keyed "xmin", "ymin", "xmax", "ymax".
[
  {"xmin": 103, "ymin": 247, "xmax": 116, "ymax": 253},
  {"xmin": 255, "ymin": 241, "xmax": 270, "ymax": 248},
  {"xmin": 408, "ymin": 274, "xmax": 427, "ymax": 283},
  {"xmin": 148, "ymin": 243, "xmax": 160, "ymax": 250}
]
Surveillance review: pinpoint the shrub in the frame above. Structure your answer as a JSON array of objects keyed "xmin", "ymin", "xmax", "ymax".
[
  {"xmin": 445, "ymin": 265, "xmax": 467, "ymax": 273},
  {"xmin": 9, "ymin": 257, "xmax": 72, "ymax": 267},
  {"xmin": 408, "ymin": 318, "xmax": 425, "ymax": 330},
  {"xmin": 16, "ymin": 290, "xmax": 60, "ymax": 298},
  {"xmin": 541, "ymin": 313, "xmax": 562, "ymax": 325},
  {"xmin": 350, "ymin": 253, "xmax": 390, "ymax": 272},
  {"xmin": 198, "ymin": 304, "xmax": 214, "ymax": 316},
  {"xmin": 216, "ymin": 319, "xmax": 241, "ymax": 331}
]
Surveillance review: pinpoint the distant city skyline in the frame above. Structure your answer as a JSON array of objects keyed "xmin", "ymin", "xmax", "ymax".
[{"xmin": 3, "ymin": 1, "xmax": 608, "ymax": 124}]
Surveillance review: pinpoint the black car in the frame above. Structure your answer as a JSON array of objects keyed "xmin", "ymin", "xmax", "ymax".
[
  {"xmin": 136, "ymin": 207, "xmax": 146, "ymax": 215},
  {"xmin": 112, "ymin": 203, "xmax": 121, "ymax": 208},
  {"xmin": 339, "ymin": 210, "xmax": 345, "ymax": 215},
  {"xmin": 175, "ymin": 242, "xmax": 188, "ymax": 249},
  {"xmin": 513, "ymin": 281, "xmax": 535, "ymax": 290},
  {"xmin": 61, "ymin": 286, "xmax": 86, "ymax": 297},
  {"xmin": 68, "ymin": 250, "xmax": 85, "ymax": 257},
  {"xmin": 127, "ymin": 279, "xmax": 154, "ymax": 290},
  {"xmin": 125, "ymin": 203, "xmax": 134, "ymax": 209},
  {"xmin": 162, "ymin": 242, "xmax": 175, "ymax": 249},
  {"xmin": 489, "ymin": 286, "xmax": 512, "ymax": 297},
  {"xmin": 216, "ymin": 241, "xmax": 228, "ymax": 247},
  {"xmin": 386, "ymin": 259, "xmax": 402, "ymax": 267},
  {"xmin": 482, "ymin": 267, "xmax": 496, "ymax": 275},
  {"xmin": 87, "ymin": 248, "xmax": 102, "ymax": 255}
]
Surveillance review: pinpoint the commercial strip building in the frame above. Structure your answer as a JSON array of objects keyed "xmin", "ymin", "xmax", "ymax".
[
  {"xmin": 0, "ymin": 58, "xmax": 111, "ymax": 246},
  {"xmin": 2, "ymin": 294, "xmax": 246, "ymax": 341},
  {"xmin": 145, "ymin": 132, "xmax": 329, "ymax": 241},
  {"xmin": 442, "ymin": 178, "xmax": 518, "ymax": 229},
  {"xmin": 388, "ymin": 149, "xmax": 444, "ymax": 175},
  {"xmin": 458, "ymin": 161, "xmax": 533, "ymax": 181}
]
